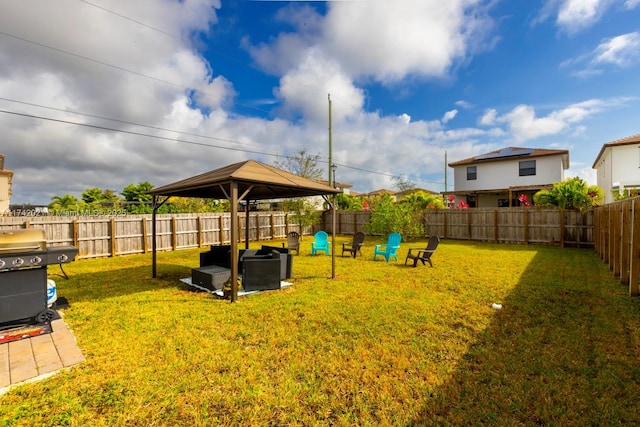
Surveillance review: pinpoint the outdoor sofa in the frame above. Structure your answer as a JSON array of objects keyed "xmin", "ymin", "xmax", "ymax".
[{"xmin": 191, "ymin": 244, "xmax": 293, "ymax": 292}]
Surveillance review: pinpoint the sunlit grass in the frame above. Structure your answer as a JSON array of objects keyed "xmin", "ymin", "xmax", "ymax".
[{"xmin": 1, "ymin": 237, "xmax": 639, "ymax": 425}]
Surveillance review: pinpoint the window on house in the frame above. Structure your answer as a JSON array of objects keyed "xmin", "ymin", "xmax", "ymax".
[
  {"xmin": 467, "ymin": 166, "xmax": 477, "ymax": 180},
  {"xmin": 519, "ymin": 160, "xmax": 536, "ymax": 176}
]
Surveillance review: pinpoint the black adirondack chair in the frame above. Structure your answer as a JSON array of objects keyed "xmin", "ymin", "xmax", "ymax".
[{"xmin": 405, "ymin": 235, "xmax": 440, "ymax": 267}]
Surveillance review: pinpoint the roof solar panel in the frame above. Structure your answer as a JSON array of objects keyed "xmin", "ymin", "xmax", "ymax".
[{"xmin": 475, "ymin": 147, "xmax": 534, "ymax": 160}]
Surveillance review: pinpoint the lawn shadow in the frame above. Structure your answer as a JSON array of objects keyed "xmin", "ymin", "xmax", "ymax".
[
  {"xmin": 54, "ymin": 263, "xmax": 194, "ymax": 304},
  {"xmin": 410, "ymin": 246, "xmax": 640, "ymax": 425}
]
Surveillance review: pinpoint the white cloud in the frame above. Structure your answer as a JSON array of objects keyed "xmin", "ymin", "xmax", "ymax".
[
  {"xmin": 625, "ymin": 0, "xmax": 640, "ymax": 8},
  {"xmin": 536, "ymin": 0, "xmax": 636, "ymax": 34},
  {"xmin": 564, "ymin": 32, "xmax": 640, "ymax": 76},
  {"xmin": 479, "ymin": 108, "xmax": 497, "ymax": 126},
  {"xmin": 442, "ymin": 109, "xmax": 458, "ymax": 124},
  {"xmin": 455, "ymin": 100, "xmax": 473, "ymax": 109},
  {"xmin": 323, "ymin": 0, "xmax": 494, "ymax": 83},
  {"xmin": 557, "ymin": 0, "xmax": 610, "ymax": 34},
  {"xmin": 247, "ymin": 0, "xmax": 495, "ymax": 86},
  {"xmin": 276, "ymin": 48, "xmax": 365, "ymax": 124},
  {"xmin": 594, "ymin": 32, "xmax": 640, "ymax": 66},
  {"xmin": 494, "ymin": 100, "xmax": 605, "ymax": 141}
]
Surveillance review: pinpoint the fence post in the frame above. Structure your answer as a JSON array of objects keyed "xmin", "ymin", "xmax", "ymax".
[
  {"xmin": 270, "ymin": 213, "xmax": 275, "ymax": 238},
  {"xmin": 524, "ymin": 209, "xmax": 529, "ymax": 244},
  {"xmin": 467, "ymin": 210, "xmax": 472, "ymax": 240},
  {"xmin": 493, "ymin": 210, "xmax": 498, "ymax": 243},
  {"xmin": 196, "ymin": 215, "xmax": 203, "ymax": 248},
  {"xmin": 613, "ymin": 205, "xmax": 622, "ymax": 278},
  {"xmin": 110, "ymin": 217, "xmax": 117, "ymax": 257},
  {"xmin": 443, "ymin": 211, "xmax": 448, "ymax": 239},
  {"xmin": 621, "ymin": 201, "xmax": 631, "ymax": 284},
  {"xmin": 142, "ymin": 217, "xmax": 148, "ymax": 253},
  {"xmin": 559, "ymin": 209, "xmax": 565, "ymax": 248},
  {"xmin": 253, "ymin": 213, "xmax": 258, "ymax": 241},
  {"xmin": 630, "ymin": 199, "xmax": 640, "ymax": 296},
  {"xmin": 73, "ymin": 219, "xmax": 79, "ymax": 248},
  {"xmin": 218, "ymin": 215, "xmax": 225, "ymax": 245},
  {"xmin": 171, "ymin": 216, "xmax": 177, "ymax": 250}
]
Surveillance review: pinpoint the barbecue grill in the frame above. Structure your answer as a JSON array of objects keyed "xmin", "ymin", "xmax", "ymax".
[{"xmin": 0, "ymin": 229, "xmax": 78, "ymax": 326}]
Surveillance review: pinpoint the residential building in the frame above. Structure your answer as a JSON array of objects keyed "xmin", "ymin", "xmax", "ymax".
[
  {"xmin": 592, "ymin": 134, "xmax": 640, "ymax": 204},
  {"xmin": 446, "ymin": 147, "xmax": 569, "ymax": 208},
  {"xmin": 0, "ymin": 154, "xmax": 13, "ymax": 213}
]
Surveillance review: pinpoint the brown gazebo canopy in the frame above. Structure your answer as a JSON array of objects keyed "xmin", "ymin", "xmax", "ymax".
[{"xmin": 148, "ymin": 159, "xmax": 341, "ymax": 302}]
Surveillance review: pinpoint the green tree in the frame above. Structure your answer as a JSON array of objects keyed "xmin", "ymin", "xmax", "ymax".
[
  {"xmin": 533, "ymin": 177, "xmax": 604, "ymax": 211},
  {"xmin": 82, "ymin": 188, "xmax": 122, "ymax": 205},
  {"xmin": 49, "ymin": 194, "xmax": 83, "ymax": 211},
  {"xmin": 336, "ymin": 193, "xmax": 363, "ymax": 211},
  {"xmin": 399, "ymin": 191, "xmax": 445, "ymax": 210},
  {"xmin": 365, "ymin": 193, "xmax": 424, "ymax": 238},
  {"xmin": 168, "ymin": 197, "xmax": 228, "ymax": 213},
  {"xmin": 121, "ymin": 181, "xmax": 155, "ymax": 213}
]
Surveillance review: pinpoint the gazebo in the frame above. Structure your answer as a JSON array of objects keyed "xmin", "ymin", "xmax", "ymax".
[{"xmin": 148, "ymin": 160, "xmax": 342, "ymax": 302}]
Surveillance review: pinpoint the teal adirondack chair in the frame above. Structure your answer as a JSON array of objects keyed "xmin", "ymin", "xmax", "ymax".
[
  {"xmin": 373, "ymin": 232, "xmax": 402, "ymax": 262},
  {"xmin": 311, "ymin": 231, "xmax": 330, "ymax": 256}
]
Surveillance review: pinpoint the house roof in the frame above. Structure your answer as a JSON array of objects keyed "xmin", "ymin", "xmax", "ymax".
[
  {"xmin": 148, "ymin": 159, "xmax": 342, "ymax": 200},
  {"xmin": 448, "ymin": 147, "xmax": 570, "ymax": 169},
  {"xmin": 592, "ymin": 134, "xmax": 640, "ymax": 168}
]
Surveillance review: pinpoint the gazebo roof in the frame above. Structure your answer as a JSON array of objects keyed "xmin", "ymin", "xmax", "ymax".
[{"xmin": 148, "ymin": 159, "xmax": 341, "ymax": 200}]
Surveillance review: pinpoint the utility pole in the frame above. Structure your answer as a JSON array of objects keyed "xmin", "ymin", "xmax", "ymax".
[
  {"xmin": 328, "ymin": 93, "xmax": 336, "ymax": 279},
  {"xmin": 444, "ymin": 150, "xmax": 448, "ymax": 192},
  {"xmin": 328, "ymin": 93, "xmax": 333, "ymax": 187}
]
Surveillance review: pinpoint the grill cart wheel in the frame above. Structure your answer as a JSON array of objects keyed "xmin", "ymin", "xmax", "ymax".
[{"xmin": 36, "ymin": 309, "xmax": 56, "ymax": 323}]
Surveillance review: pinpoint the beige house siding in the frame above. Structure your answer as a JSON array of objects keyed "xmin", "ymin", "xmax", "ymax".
[{"xmin": 0, "ymin": 154, "xmax": 13, "ymax": 213}]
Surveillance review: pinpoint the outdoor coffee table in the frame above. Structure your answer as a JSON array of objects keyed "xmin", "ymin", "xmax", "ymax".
[{"xmin": 191, "ymin": 265, "xmax": 231, "ymax": 291}]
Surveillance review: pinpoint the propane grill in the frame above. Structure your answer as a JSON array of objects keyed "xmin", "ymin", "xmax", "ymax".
[{"xmin": 0, "ymin": 229, "xmax": 78, "ymax": 326}]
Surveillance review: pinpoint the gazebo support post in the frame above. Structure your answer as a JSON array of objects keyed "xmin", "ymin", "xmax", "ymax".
[
  {"xmin": 230, "ymin": 182, "xmax": 239, "ymax": 303},
  {"xmin": 331, "ymin": 195, "xmax": 336, "ymax": 279},
  {"xmin": 151, "ymin": 195, "xmax": 169, "ymax": 279},
  {"xmin": 152, "ymin": 195, "xmax": 157, "ymax": 278},
  {"xmin": 245, "ymin": 199, "xmax": 250, "ymax": 249}
]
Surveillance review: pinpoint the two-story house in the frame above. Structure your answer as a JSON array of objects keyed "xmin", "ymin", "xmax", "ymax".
[
  {"xmin": 592, "ymin": 134, "xmax": 640, "ymax": 204},
  {"xmin": 0, "ymin": 154, "xmax": 13, "ymax": 213},
  {"xmin": 446, "ymin": 147, "xmax": 569, "ymax": 208}
]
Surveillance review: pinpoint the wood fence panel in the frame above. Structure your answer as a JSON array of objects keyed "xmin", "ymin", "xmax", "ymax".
[
  {"xmin": 630, "ymin": 199, "xmax": 640, "ymax": 296},
  {"xmin": 2, "ymin": 207, "xmax": 598, "ymax": 260},
  {"xmin": 620, "ymin": 200, "xmax": 631, "ymax": 284},
  {"xmin": 497, "ymin": 208, "xmax": 525, "ymax": 243},
  {"xmin": 471, "ymin": 209, "xmax": 496, "ymax": 242}
]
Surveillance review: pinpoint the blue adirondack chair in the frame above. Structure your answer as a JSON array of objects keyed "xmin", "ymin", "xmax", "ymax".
[
  {"xmin": 311, "ymin": 230, "xmax": 330, "ymax": 255},
  {"xmin": 373, "ymin": 232, "xmax": 402, "ymax": 262}
]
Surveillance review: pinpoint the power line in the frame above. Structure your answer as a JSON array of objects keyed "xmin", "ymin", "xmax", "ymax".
[
  {"xmin": 0, "ymin": 109, "xmax": 282, "ymax": 158},
  {"xmin": 0, "ymin": 97, "xmax": 286, "ymax": 154},
  {"xmin": 0, "ymin": 107, "xmax": 444, "ymax": 188}
]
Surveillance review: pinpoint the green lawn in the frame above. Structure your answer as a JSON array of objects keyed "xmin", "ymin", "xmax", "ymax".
[{"xmin": 1, "ymin": 237, "xmax": 639, "ymax": 426}]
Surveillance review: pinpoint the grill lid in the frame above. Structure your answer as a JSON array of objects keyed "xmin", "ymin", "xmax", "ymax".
[{"xmin": 0, "ymin": 229, "xmax": 47, "ymax": 253}]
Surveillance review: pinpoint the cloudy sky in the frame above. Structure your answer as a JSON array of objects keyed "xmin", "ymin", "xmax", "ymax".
[{"xmin": 1, "ymin": 0, "xmax": 639, "ymax": 205}]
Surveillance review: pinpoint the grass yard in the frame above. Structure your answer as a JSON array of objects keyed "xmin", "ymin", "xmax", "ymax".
[{"xmin": 1, "ymin": 237, "xmax": 640, "ymax": 426}]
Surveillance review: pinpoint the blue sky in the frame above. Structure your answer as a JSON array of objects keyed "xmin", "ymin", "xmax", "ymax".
[{"xmin": 1, "ymin": 0, "xmax": 639, "ymax": 205}]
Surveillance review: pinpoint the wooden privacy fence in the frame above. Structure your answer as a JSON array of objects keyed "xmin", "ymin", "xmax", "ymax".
[
  {"xmin": 0, "ymin": 212, "xmax": 301, "ymax": 259},
  {"xmin": 323, "ymin": 208, "xmax": 594, "ymax": 247},
  {"xmin": 594, "ymin": 199, "xmax": 640, "ymax": 296}
]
